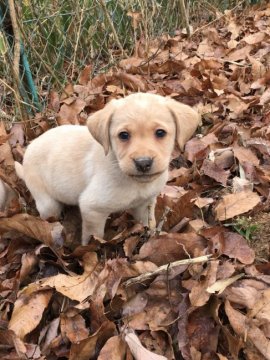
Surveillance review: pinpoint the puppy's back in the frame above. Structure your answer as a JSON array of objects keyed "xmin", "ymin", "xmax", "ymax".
[{"xmin": 19, "ymin": 125, "xmax": 102, "ymax": 205}]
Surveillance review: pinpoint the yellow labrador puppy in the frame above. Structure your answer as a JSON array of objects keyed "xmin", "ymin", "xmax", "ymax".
[{"xmin": 15, "ymin": 93, "xmax": 200, "ymax": 245}]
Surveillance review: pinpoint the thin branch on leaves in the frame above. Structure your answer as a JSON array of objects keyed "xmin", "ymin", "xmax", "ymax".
[{"xmin": 124, "ymin": 255, "xmax": 212, "ymax": 287}]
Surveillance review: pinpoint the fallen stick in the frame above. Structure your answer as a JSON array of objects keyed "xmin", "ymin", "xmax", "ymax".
[{"xmin": 124, "ymin": 254, "xmax": 212, "ymax": 287}]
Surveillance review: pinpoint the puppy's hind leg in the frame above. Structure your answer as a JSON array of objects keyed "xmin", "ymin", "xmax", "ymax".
[
  {"xmin": 24, "ymin": 172, "xmax": 63, "ymax": 220},
  {"xmin": 35, "ymin": 196, "xmax": 63, "ymax": 221}
]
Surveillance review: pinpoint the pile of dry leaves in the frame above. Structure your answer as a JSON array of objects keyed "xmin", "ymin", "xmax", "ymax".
[{"xmin": 1, "ymin": 3, "xmax": 270, "ymax": 359}]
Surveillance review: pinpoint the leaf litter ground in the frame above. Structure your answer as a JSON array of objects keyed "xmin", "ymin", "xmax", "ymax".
[{"xmin": 1, "ymin": 3, "xmax": 270, "ymax": 360}]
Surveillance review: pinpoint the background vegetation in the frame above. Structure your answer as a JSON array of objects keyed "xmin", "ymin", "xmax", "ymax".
[{"xmin": 0, "ymin": 0, "xmax": 261, "ymax": 119}]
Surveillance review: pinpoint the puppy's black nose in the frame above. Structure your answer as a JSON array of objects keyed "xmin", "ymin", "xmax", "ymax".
[{"xmin": 134, "ymin": 157, "xmax": 153, "ymax": 173}]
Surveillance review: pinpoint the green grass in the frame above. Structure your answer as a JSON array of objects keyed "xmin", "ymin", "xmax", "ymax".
[{"xmin": 225, "ymin": 216, "xmax": 260, "ymax": 241}]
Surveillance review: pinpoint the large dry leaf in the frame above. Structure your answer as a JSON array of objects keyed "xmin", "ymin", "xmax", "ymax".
[
  {"xmin": 135, "ymin": 233, "xmax": 207, "ymax": 266},
  {"xmin": 210, "ymin": 231, "xmax": 255, "ymax": 264},
  {"xmin": 201, "ymin": 159, "xmax": 229, "ymax": 186},
  {"xmin": 8, "ymin": 289, "xmax": 53, "ymax": 339},
  {"xmin": 40, "ymin": 252, "xmax": 101, "ymax": 302},
  {"xmin": 225, "ymin": 300, "xmax": 270, "ymax": 359},
  {"xmin": 60, "ymin": 312, "xmax": 89, "ymax": 343},
  {"xmin": 115, "ymin": 72, "xmax": 148, "ymax": 91},
  {"xmin": 185, "ymin": 133, "xmax": 218, "ymax": 162},
  {"xmin": 57, "ymin": 98, "xmax": 86, "ymax": 125},
  {"xmin": 207, "ymin": 273, "xmax": 244, "ymax": 295},
  {"xmin": 249, "ymin": 288, "xmax": 270, "ymax": 322},
  {"xmin": 0, "ymin": 214, "xmax": 64, "ymax": 248},
  {"xmin": 189, "ymin": 260, "xmax": 219, "ymax": 306},
  {"xmin": 243, "ymin": 32, "xmax": 265, "ymax": 45},
  {"xmin": 98, "ymin": 336, "xmax": 127, "ymax": 360},
  {"xmin": 215, "ymin": 190, "xmax": 260, "ymax": 221},
  {"xmin": 227, "ymin": 45, "xmax": 253, "ymax": 61},
  {"xmin": 156, "ymin": 189, "xmax": 198, "ymax": 231},
  {"xmin": 122, "ymin": 292, "xmax": 148, "ymax": 317},
  {"xmin": 233, "ymin": 146, "xmax": 260, "ymax": 167},
  {"xmin": 223, "ymin": 280, "xmax": 262, "ymax": 308},
  {"xmin": 125, "ymin": 332, "xmax": 167, "ymax": 360},
  {"xmin": 79, "ymin": 65, "xmax": 92, "ymax": 85},
  {"xmin": 187, "ymin": 309, "xmax": 219, "ymax": 354},
  {"xmin": 69, "ymin": 321, "xmax": 116, "ymax": 360}
]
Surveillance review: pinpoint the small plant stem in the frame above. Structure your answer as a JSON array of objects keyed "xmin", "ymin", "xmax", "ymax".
[
  {"xmin": 179, "ymin": 0, "xmax": 190, "ymax": 36},
  {"xmin": 99, "ymin": 0, "xmax": 127, "ymax": 57}
]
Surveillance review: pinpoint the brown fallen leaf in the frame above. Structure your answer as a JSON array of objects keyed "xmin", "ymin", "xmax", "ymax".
[
  {"xmin": 201, "ymin": 159, "xmax": 229, "ymax": 186},
  {"xmin": 248, "ymin": 288, "xmax": 270, "ymax": 322},
  {"xmin": 98, "ymin": 335, "xmax": 127, "ymax": 360},
  {"xmin": 8, "ymin": 289, "xmax": 53, "ymax": 340},
  {"xmin": 115, "ymin": 71, "xmax": 148, "ymax": 92},
  {"xmin": 189, "ymin": 260, "xmax": 219, "ymax": 307},
  {"xmin": 78, "ymin": 64, "xmax": 92, "ymax": 85},
  {"xmin": 48, "ymin": 90, "xmax": 60, "ymax": 112},
  {"xmin": 19, "ymin": 252, "xmax": 38, "ymax": 282},
  {"xmin": 69, "ymin": 321, "xmax": 116, "ymax": 360},
  {"xmin": 225, "ymin": 300, "xmax": 270, "ymax": 359},
  {"xmin": 243, "ymin": 32, "xmax": 265, "ymax": 45},
  {"xmin": 193, "ymin": 196, "xmax": 214, "ymax": 209},
  {"xmin": 60, "ymin": 311, "xmax": 89, "ymax": 343},
  {"xmin": 206, "ymin": 273, "xmax": 244, "ymax": 295},
  {"xmin": 210, "ymin": 231, "xmax": 255, "ymax": 264},
  {"xmin": 0, "ymin": 214, "xmax": 65, "ymax": 248},
  {"xmin": 57, "ymin": 98, "xmax": 86, "ymax": 125},
  {"xmin": 156, "ymin": 189, "xmax": 198, "ymax": 231},
  {"xmin": 233, "ymin": 146, "xmax": 260, "ymax": 167},
  {"xmin": 223, "ymin": 280, "xmax": 262, "ymax": 309},
  {"xmin": 215, "ymin": 190, "xmax": 260, "ymax": 221},
  {"xmin": 135, "ymin": 233, "xmax": 207, "ymax": 266},
  {"xmin": 188, "ymin": 308, "xmax": 220, "ymax": 355},
  {"xmin": 40, "ymin": 317, "xmax": 60, "ymax": 354},
  {"xmin": 40, "ymin": 252, "xmax": 101, "ymax": 302},
  {"xmin": 8, "ymin": 124, "xmax": 25, "ymax": 148},
  {"xmin": 185, "ymin": 133, "xmax": 218, "ymax": 162},
  {"xmin": 124, "ymin": 331, "xmax": 167, "ymax": 360},
  {"xmin": 227, "ymin": 45, "xmax": 253, "ymax": 61},
  {"xmin": 122, "ymin": 292, "xmax": 148, "ymax": 317}
]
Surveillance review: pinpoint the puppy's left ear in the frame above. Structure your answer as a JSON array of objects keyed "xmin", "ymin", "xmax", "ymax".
[
  {"xmin": 87, "ymin": 100, "xmax": 116, "ymax": 155},
  {"xmin": 166, "ymin": 98, "xmax": 201, "ymax": 151}
]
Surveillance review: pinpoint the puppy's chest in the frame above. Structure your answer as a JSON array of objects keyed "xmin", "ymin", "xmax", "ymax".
[
  {"xmin": 87, "ymin": 178, "xmax": 161, "ymax": 211},
  {"xmin": 117, "ymin": 186, "xmax": 153, "ymax": 208}
]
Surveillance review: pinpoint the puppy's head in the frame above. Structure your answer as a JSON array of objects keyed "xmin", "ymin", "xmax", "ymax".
[{"xmin": 87, "ymin": 93, "xmax": 200, "ymax": 182}]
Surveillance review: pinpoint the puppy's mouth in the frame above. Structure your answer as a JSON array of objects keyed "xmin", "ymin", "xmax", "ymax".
[{"xmin": 129, "ymin": 171, "xmax": 164, "ymax": 182}]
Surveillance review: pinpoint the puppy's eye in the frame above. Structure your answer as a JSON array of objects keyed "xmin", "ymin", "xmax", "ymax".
[
  {"xmin": 155, "ymin": 129, "xmax": 167, "ymax": 138},
  {"xmin": 118, "ymin": 131, "xmax": 130, "ymax": 141}
]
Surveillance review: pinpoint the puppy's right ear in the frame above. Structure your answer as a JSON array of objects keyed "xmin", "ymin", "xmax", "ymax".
[{"xmin": 87, "ymin": 100, "xmax": 116, "ymax": 155}]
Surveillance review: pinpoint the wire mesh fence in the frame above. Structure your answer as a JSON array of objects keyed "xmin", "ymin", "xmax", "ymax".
[{"xmin": 0, "ymin": 0, "xmax": 255, "ymax": 121}]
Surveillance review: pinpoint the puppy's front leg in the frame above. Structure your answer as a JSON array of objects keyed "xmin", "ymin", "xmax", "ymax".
[
  {"xmin": 132, "ymin": 197, "xmax": 157, "ymax": 230},
  {"xmin": 80, "ymin": 209, "xmax": 108, "ymax": 245}
]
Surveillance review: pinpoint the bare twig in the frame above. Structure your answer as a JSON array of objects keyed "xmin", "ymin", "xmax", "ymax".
[
  {"xmin": 0, "ymin": 109, "xmax": 13, "ymax": 122},
  {"xmin": 8, "ymin": 0, "xmax": 20, "ymax": 79},
  {"xmin": 71, "ymin": 0, "xmax": 87, "ymax": 78},
  {"xmin": 156, "ymin": 206, "xmax": 171, "ymax": 235},
  {"xmin": 123, "ymin": 255, "xmax": 212, "ymax": 287},
  {"xmin": 99, "ymin": 0, "xmax": 127, "ymax": 57},
  {"xmin": 179, "ymin": 0, "xmax": 190, "ymax": 36},
  {"xmin": 6, "ymin": 1, "xmax": 25, "ymax": 120},
  {"xmin": 169, "ymin": 217, "xmax": 190, "ymax": 233},
  {"xmin": 191, "ymin": 0, "xmax": 246, "ymax": 37}
]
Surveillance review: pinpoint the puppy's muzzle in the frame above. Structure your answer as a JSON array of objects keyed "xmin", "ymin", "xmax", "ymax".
[{"xmin": 133, "ymin": 157, "xmax": 153, "ymax": 173}]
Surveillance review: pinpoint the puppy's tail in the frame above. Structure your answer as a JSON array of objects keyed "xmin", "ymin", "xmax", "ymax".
[{"xmin": 15, "ymin": 161, "xmax": 24, "ymax": 181}]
